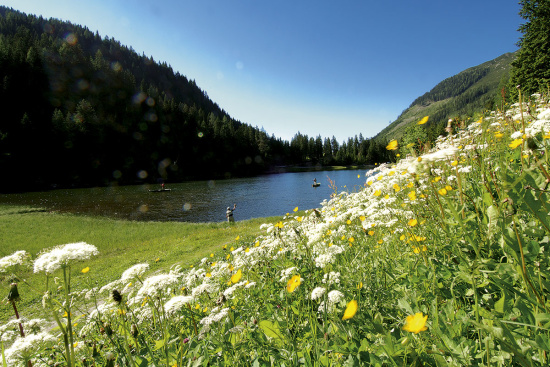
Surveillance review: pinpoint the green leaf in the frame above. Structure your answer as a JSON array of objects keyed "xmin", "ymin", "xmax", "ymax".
[
  {"xmin": 153, "ymin": 338, "xmax": 165, "ymax": 351},
  {"xmin": 494, "ymin": 293, "xmax": 505, "ymax": 313},
  {"xmin": 259, "ymin": 320, "xmax": 282, "ymax": 340},
  {"xmin": 397, "ymin": 298, "xmax": 413, "ymax": 314}
]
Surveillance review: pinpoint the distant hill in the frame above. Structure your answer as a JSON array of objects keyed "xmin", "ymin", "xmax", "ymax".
[{"xmin": 376, "ymin": 52, "xmax": 516, "ymax": 142}]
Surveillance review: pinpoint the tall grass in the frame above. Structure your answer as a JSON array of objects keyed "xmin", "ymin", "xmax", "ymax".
[{"xmin": 3, "ymin": 92, "xmax": 550, "ymax": 366}]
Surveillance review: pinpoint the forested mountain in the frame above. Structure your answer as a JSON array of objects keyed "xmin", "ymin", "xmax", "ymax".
[
  {"xmin": 0, "ymin": 7, "xmax": 391, "ymax": 192},
  {"xmin": 375, "ymin": 52, "xmax": 516, "ymax": 142}
]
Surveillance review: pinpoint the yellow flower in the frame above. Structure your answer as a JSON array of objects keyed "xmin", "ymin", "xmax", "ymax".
[
  {"xmin": 206, "ymin": 273, "xmax": 212, "ymax": 278},
  {"xmin": 357, "ymin": 282, "xmax": 363, "ymax": 289},
  {"xmin": 348, "ymin": 237, "xmax": 355, "ymax": 243},
  {"xmin": 451, "ymin": 160, "xmax": 458, "ymax": 166},
  {"xmin": 417, "ymin": 116, "xmax": 429, "ymax": 125},
  {"xmin": 209, "ymin": 253, "xmax": 214, "ymax": 257},
  {"xmin": 235, "ymin": 235, "xmax": 240, "ymax": 241},
  {"xmin": 155, "ymin": 257, "xmax": 160, "ymax": 262},
  {"xmin": 81, "ymin": 267, "xmax": 90, "ymax": 274},
  {"xmin": 368, "ymin": 230, "xmax": 375, "ymax": 236},
  {"xmin": 297, "ymin": 216, "xmax": 303, "ymax": 222},
  {"xmin": 438, "ymin": 188, "xmax": 447, "ymax": 196},
  {"xmin": 245, "ymin": 247, "xmax": 250, "ymax": 253},
  {"xmin": 433, "ymin": 176, "xmax": 441, "ymax": 183},
  {"xmin": 544, "ymin": 132, "xmax": 550, "ymax": 139},
  {"xmin": 396, "ymin": 154, "xmax": 400, "ymax": 157},
  {"xmin": 417, "ymin": 157, "xmax": 422, "ymax": 162},
  {"xmin": 403, "ymin": 312, "xmax": 428, "ymax": 334},
  {"xmin": 408, "ymin": 191, "xmax": 416, "ymax": 201},
  {"xmin": 293, "ymin": 206, "xmax": 299, "ymax": 212},
  {"xmin": 408, "ymin": 219, "xmax": 418, "ymax": 227},
  {"xmin": 231, "ymin": 269, "xmax": 242, "ymax": 283},
  {"xmin": 393, "ymin": 184, "xmax": 400, "ymax": 192},
  {"xmin": 346, "ymin": 219, "xmax": 352, "ymax": 225},
  {"xmin": 386, "ymin": 140, "xmax": 398, "ymax": 151},
  {"xmin": 509, "ymin": 139, "xmax": 523, "ymax": 149},
  {"xmin": 407, "ymin": 182, "xmax": 414, "ymax": 188},
  {"xmin": 357, "ymin": 174, "xmax": 361, "ymax": 178},
  {"xmin": 399, "ymin": 234, "xmax": 406, "ymax": 241},
  {"xmin": 359, "ymin": 215, "xmax": 366, "ymax": 222},
  {"xmin": 388, "ymin": 171, "xmax": 395, "ymax": 176},
  {"xmin": 342, "ymin": 300, "xmax": 358, "ymax": 320},
  {"xmin": 494, "ymin": 132, "xmax": 504, "ymax": 139},
  {"xmin": 383, "ymin": 194, "xmax": 390, "ymax": 200},
  {"xmin": 286, "ymin": 275, "xmax": 301, "ymax": 293},
  {"xmin": 211, "ymin": 262, "xmax": 217, "ymax": 267},
  {"xmin": 275, "ymin": 221, "xmax": 284, "ymax": 228},
  {"xmin": 377, "ymin": 239, "xmax": 384, "ymax": 244},
  {"xmin": 445, "ymin": 185, "xmax": 452, "ymax": 191},
  {"xmin": 373, "ymin": 190, "xmax": 382, "ymax": 197}
]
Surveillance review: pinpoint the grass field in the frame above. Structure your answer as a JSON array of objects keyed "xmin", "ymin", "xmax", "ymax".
[{"xmin": 0, "ymin": 204, "xmax": 280, "ymax": 323}]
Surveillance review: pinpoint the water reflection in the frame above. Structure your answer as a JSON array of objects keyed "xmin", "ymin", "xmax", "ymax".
[{"xmin": 0, "ymin": 169, "xmax": 371, "ymax": 222}]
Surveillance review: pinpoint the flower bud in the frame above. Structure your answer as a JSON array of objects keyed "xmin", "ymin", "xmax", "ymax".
[
  {"xmin": 7, "ymin": 283, "xmax": 20, "ymax": 302},
  {"xmin": 111, "ymin": 289, "xmax": 122, "ymax": 304}
]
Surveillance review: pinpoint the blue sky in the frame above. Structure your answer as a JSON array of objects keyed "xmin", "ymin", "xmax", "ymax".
[{"xmin": 3, "ymin": 1, "xmax": 522, "ymax": 142}]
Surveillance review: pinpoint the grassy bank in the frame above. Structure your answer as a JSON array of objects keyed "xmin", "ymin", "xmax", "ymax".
[{"xmin": 0, "ymin": 205, "xmax": 280, "ymax": 322}]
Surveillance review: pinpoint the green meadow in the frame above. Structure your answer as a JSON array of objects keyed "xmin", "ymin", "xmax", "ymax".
[{"xmin": 0, "ymin": 205, "xmax": 279, "ymax": 323}]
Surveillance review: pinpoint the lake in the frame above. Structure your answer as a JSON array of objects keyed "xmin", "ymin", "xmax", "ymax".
[{"xmin": 0, "ymin": 169, "xmax": 372, "ymax": 222}]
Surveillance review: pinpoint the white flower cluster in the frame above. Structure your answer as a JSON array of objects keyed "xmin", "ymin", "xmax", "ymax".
[
  {"xmin": 0, "ymin": 250, "xmax": 28, "ymax": 272},
  {"xmin": 33, "ymin": 242, "xmax": 98, "ymax": 274}
]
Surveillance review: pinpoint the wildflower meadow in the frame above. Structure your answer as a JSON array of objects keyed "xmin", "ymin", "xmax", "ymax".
[{"xmin": 3, "ymin": 92, "xmax": 550, "ymax": 366}]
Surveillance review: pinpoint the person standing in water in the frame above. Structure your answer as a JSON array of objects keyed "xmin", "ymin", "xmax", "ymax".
[{"xmin": 226, "ymin": 203, "xmax": 237, "ymax": 222}]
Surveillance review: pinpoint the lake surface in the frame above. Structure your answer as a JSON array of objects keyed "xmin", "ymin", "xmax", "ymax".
[{"xmin": 0, "ymin": 169, "xmax": 372, "ymax": 222}]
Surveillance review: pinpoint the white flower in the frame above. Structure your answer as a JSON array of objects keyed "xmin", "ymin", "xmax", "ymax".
[
  {"xmin": 120, "ymin": 263, "xmax": 149, "ymax": 282},
  {"xmin": 33, "ymin": 242, "xmax": 98, "ymax": 274},
  {"xmin": 327, "ymin": 290, "xmax": 344, "ymax": 305},
  {"xmin": 311, "ymin": 287, "xmax": 326, "ymax": 300},
  {"xmin": 314, "ymin": 253, "xmax": 335, "ymax": 268},
  {"xmin": 4, "ymin": 332, "xmax": 57, "ymax": 365},
  {"xmin": 0, "ymin": 250, "xmax": 28, "ymax": 272},
  {"xmin": 322, "ymin": 272, "xmax": 341, "ymax": 286},
  {"xmin": 164, "ymin": 295, "xmax": 194, "ymax": 315},
  {"xmin": 136, "ymin": 273, "xmax": 180, "ymax": 298},
  {"xmin": 511, "ymin": 131, "xmax": 524, "ymax": 139}
]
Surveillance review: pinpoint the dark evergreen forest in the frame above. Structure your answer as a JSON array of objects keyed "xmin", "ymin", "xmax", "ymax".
[{"xmin": 0, "ymin": 7, "xmax": 390, "ymax": 193}]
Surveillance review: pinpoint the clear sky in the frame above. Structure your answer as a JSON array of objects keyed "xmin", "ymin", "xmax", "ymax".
[{"xmin": 3, "ymin": 0, "xmax": 522, "ymax": 142}]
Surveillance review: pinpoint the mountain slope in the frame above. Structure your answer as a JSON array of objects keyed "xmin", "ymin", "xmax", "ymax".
[{"xmin": 376, "ymin": 52, "xmax": 516, "ymax": 141}]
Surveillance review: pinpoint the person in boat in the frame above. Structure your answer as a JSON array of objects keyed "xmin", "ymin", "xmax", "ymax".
[
  {"xmin": 226, "ymin": 203, "xmax": 237, "ymax": 222},
  {"xmin": 161, "ymin": 182, "xmax": 165, "ymax": 190}
]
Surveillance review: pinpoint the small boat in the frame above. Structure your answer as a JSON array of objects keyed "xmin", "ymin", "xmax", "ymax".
[
  {"xmin": 312, "ymin": 183, "xmax": 321, "ymax": 187},
  {"xmin": 148, "ymin": 188, "xmax": 172, "ymax": 192}
]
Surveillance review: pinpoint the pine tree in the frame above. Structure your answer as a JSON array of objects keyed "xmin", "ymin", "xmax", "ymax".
[{"xmin": 510, "ymin": 0, "xmax": 550, "ymax": 96}]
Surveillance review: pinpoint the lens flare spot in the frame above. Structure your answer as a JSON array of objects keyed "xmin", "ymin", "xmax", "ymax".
[
  {"xmin": 137, "ymin": 170, "xmax": 148, "ymax": 179},
  {"xmin": 65, "ymin": 33, "xmax": 77, "ymax": 45},
  {"xmin": 139, "ymin": 204, "xmax": 149, "ymax": 213},
  {"xmin": 112, "ymin": 170, "xmax": 122, "ymax": 179},
  {"xmin": 198, "ymin": 132, "xmax": 204, "ymax": 138},
  {"xmin": 182, "ymin": 203, "xmax": 192, "ymax": 211}
]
